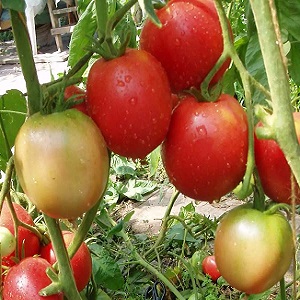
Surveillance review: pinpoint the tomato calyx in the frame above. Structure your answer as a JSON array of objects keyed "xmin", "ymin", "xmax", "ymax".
[{"xmin": 264, "ymin": 203, "xmax": 292, "ymax": 218}]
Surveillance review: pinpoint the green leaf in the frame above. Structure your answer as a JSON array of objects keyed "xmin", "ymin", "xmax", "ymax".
[
  {"xmin": 287, "ymin": 38, "xmax": 300, "ymax": 85},
  {"xmin": 278, "ymin": 0, "xmax": 300, "ymax": 41},
  {"xmin": 68, "ymin": 1, "xmax": 97, "ymax": 71},
  {"xmin": 106, "ymin": 220, "xmax": 124, "ymax": 237},
  {"xmin": 2, "ymin": 0, "xmax": 25, "ymax": 11},
  {"xmin": 149, "ymin": 146, "xmax": 161, "ymax": 177},
  {"xmin": 90, "ymin": 245, "xmax": 125, "ymax": 291},
  {"xmin": 244, "ymin": 33, "xmax": 269, "ymax": 105},
  {"xmin": 116, "ymin": 178, "xmax": 157, "ymax": 201},
  {"xmin": 0, "ymin": 90, "xmax": 27, "ymax": 172},
  {"xmin": 138, "ymin": 0, "xmax": 161, "ymax": 27}
]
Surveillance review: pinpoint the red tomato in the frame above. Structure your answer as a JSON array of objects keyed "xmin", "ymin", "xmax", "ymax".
[
  {"xmin": 2, "ymin": 257, "xmax": 63, "ymax": 299},
  {"xmin": 86, "ymin": 48, "xmax": 173, "ymax": 159},
  {"xmin": 140, "ymin": 0, "xmax": 231, "ymax": 92},
  {"xmin": 202, "ymin": 255, "xmax": 221, "ymax": 282},
  {"xmin": 161, "ymin": 94, "xmax": 248, "ymax": 202},
  {"xmin": 254, "ymin": 112, "xmax": 300, "ymax": 204},
  {"xmin": 0, "ymin": 202, "xmax": 40, "ymax": 265},
  {"xmin": 40, "ymin": 231, "xmax": 92, "ymax": 292},
  {"xmin": 64, "ymin": 85, "xmax": 88, "ymax": 115}
]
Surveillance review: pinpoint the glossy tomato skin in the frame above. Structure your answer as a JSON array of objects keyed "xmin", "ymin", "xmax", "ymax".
[
  {"xmin": 0, "ymin": 202, "xmax": 40, "ymax": 265},
  {"xmin": 14, "ymin": 109, "xmax": 109, "ymax": 219},
  {"xmin": 161, "ymin": 94, "xmax": 248, "ymax": 202},
  {"xmin": 86, "ymin": 48, "xmax": 172, "ymax": 159},
  {"xmin": 201, "ymin": 255, "xmax": 221, "ymax": 282},
  {"xmin": 140, "ymin": 0, "xmax": 231, "ymax": 93},
  {"xmin": 214, "ymin": 205, "xmax": 294, "ymax": 294},
  {"xmin": 40, "ymin": 231, "xmax": 92, "ymax": 292},
  {"xmin": 64, "ymin": 85, "xmax": 88, "ymax": 115},
  {"xmin": 3, "ymin": 257, "xmax": 63, "ymax": 299},
  {"xmin": 254, "ymin": 113, "xmax": 300, "ymax": 204}
]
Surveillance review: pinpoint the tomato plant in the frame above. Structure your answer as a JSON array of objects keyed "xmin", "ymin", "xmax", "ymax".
[
  {"xmin": 0, "ymin": 202, "xmax": 40, "ymax": 264},
  {"xmin": 86, "ymin": 48, "xmax": 172, "ymax": 159},
  {"xmin": 140, "ymin": 0, "xmax": 231, "ymax": 93},
  {"xmin": 254, "ymin": 112, "xmax": 300, "ymax": 204},
  {"xmin": 14, "ymin": 109, "xmax": 109, "ymax": 219},
  {"xmin": 161, "ymin": 94, "xmax": 248, "ymax": 202},
  {"xmin": 64, "ymin": 85, "xmax": 88, "ymax": 115},
  {"xmin": 2, "ymin": 257, "xmax": 64, "ymax": 299},
  {"xmin": 40, "ymin": 231, "xmax": 92, "ymax": 292},
  {"xmin": 202, "ymin": 255, "xmax": 221, "ymax": 282},
  {"xmin": 214, "ymin": 204, "xmax": 294, "ymax": 294}
]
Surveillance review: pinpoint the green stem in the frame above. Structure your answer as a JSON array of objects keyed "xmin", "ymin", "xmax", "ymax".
[
  {"xmin": 279, "ymin": 278, "xmax": 287, "ymax": 300},
  {"xmin": 0, "ymin": 157, "xmax": 14, "ymax": 209},
  {"xmin": 214, "ymin": 0, "xmax": 257, "ymax": 202},
  {"xmin": 249, "ymin": 0, "xmax": 300, "ymax": 187},
  {"xmin": 10, "ymin": 10, "xmax": 41, "ymax": 116},
  {"xmin": 43, "ymin": 215, "xmax": 82, "ymax": 300},
  {"xmin": 95, "ymin": 0, "xmax": 108, "ymax": 40},
  {"xmin": 144, "ymin": 189, "xmax": 180, "ymax": 257},
  {"xmin": 107, "ymin": 216, "xmax": 185, "ymax": 300}
]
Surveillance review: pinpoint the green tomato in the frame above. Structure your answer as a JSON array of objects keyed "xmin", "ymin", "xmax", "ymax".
[
  {"xmin": 0, "ymin": 226, "xmax": 16, "ymax": 257},
  {"xmin": 214, "ymin": 204, "xmax": 294, "ymax": 294}
]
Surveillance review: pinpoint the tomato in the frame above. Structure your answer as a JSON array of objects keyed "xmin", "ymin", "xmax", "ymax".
[
  {"xmin": 214, "ymin": 204, "xmax": 294, "ymax": 294},
  {"xmin": 161, "ymin": 94, "xmax": 248, "ymax": 202},
  {"xmin": 2, "ymin": 257, "xmax": 63, "ymax": 299},
  {"xmin": 14, "ymin": 109, "xmax": 109, "ymax": 219},
  {"xmin": 40, "ymin": 231, "xmax": 92, "ymax": 292},
  {"xmin": 0, "ymin": 202, "xmax": 40, "ymax": 264},
  {"xmin": 64, "ymin": 85, "xmax": 88, "ymax": 114},
  {"xmin": 254, "ymin": 112, "xmax": 300, "ymax": 204},
  {"xmin": 0, "ymin": 226, "xmax": 16, "ymax": 257},
  {"xmin": 86, "ymin": 48, "xmax": 172, "ymax": 159},
  {"xmin": 201, "ymin": 255, "xmax": 221, "ymax": 282},
  {"xmin": 140, "ymin": 0, "xmax": 231, "ymax": 93}
]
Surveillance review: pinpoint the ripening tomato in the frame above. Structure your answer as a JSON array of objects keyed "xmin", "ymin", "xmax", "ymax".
[
  {"xmin": 14, "ymin": 109, "xmax": 109, "ymax": 219},
  {"xmin": 86, "ymin": 48, "xmax": 173, "ymax": 159},
  {"xmin": 202, "ymin": 255, "xmax": 221, "ymax": 282},
  {"xmin": 140, "ymin": 0, "xmax": 231, "ymax": 92},
  {"xmin": 161, "ymin": 94, "xmax": 248, "ymax": 202},
  {"xmin": 64, "ymin": 85, "xmax": 88, "ymax": 114},
  {"xmin": 0, "ymin": 202, "xmax": 40, "ymax": 264},
  {"xmin": 3, "ymin": 257, "xmax": 63, "ymax": 299},
  {"xmin": 254, "ymin": 112, "xmax": 300, "ymax": 204},
  {"xmin": 214, "ymin": 204, "xmax": 294, "ymax": 294},
  {"xmin": 0, "ymin": 226, "xmax": 16, "ymax": 257},
  {"xmin": 40, "ymin": 231, "xmax": 92, "ymax": 292}
]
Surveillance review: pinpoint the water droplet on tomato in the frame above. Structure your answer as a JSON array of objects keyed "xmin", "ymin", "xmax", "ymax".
[
  {"xmin": 125, "ymin": 75, "xmax": 132, "ymax": 83},
  {"xmin": 117, "ymin": 80, "xmax": 125, "ymax": 87},
  {"xmin": 129, "ymin": 98, "xmax": 137, "ymax": 105},
  {"xmin": 175, "ymin": 38, "xmax": 181, "ymax": 46}
]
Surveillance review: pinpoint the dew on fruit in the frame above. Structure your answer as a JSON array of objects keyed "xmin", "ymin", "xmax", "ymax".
[{"xmin": 129, "ymin": 98, "xmax": 137, "ymax": 105}]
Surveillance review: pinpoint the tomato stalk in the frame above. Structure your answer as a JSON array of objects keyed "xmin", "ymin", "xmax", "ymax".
[
  {"xmin": 0, "ymin": 157, "xmax": 14, "ymax": 209},
  {"xmin": 43, "ymin": 215, "xmax": 82, "ymax": 300},
  {"xmin": 249, "ymin": 0, "xmax": 300, "ymax": 187},
  {"xmin": 94, "ymin": 0, "xmax": 137, "ymax": 59},
  {"xmin": 9, "ymin": 10, "xmax": 41, "ymax": 116}
]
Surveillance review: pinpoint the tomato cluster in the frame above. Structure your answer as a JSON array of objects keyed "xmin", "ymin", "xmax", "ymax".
[{"xmin": 0, "ymin": 203, "xmax": 92, "ymax": 299}]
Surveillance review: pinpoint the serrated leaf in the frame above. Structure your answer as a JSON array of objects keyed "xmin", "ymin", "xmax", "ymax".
[
  {"xmin": 138, "ymin": 0, "xmax": 161, "ymax": 27},
  {"xmin": 68, "ymin": 1, "xmax": 97, "ymax": 71},
  {"xmin": 0, "ymin": 90, "xmax": 27, "ymax": 172},
  {"xmin": 90, "ymin": 245, "xmax": 125, "ymax": 291},
  {"xmin": 2, "ymin": 0, "xmax": 25, "ymax": 11}
]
